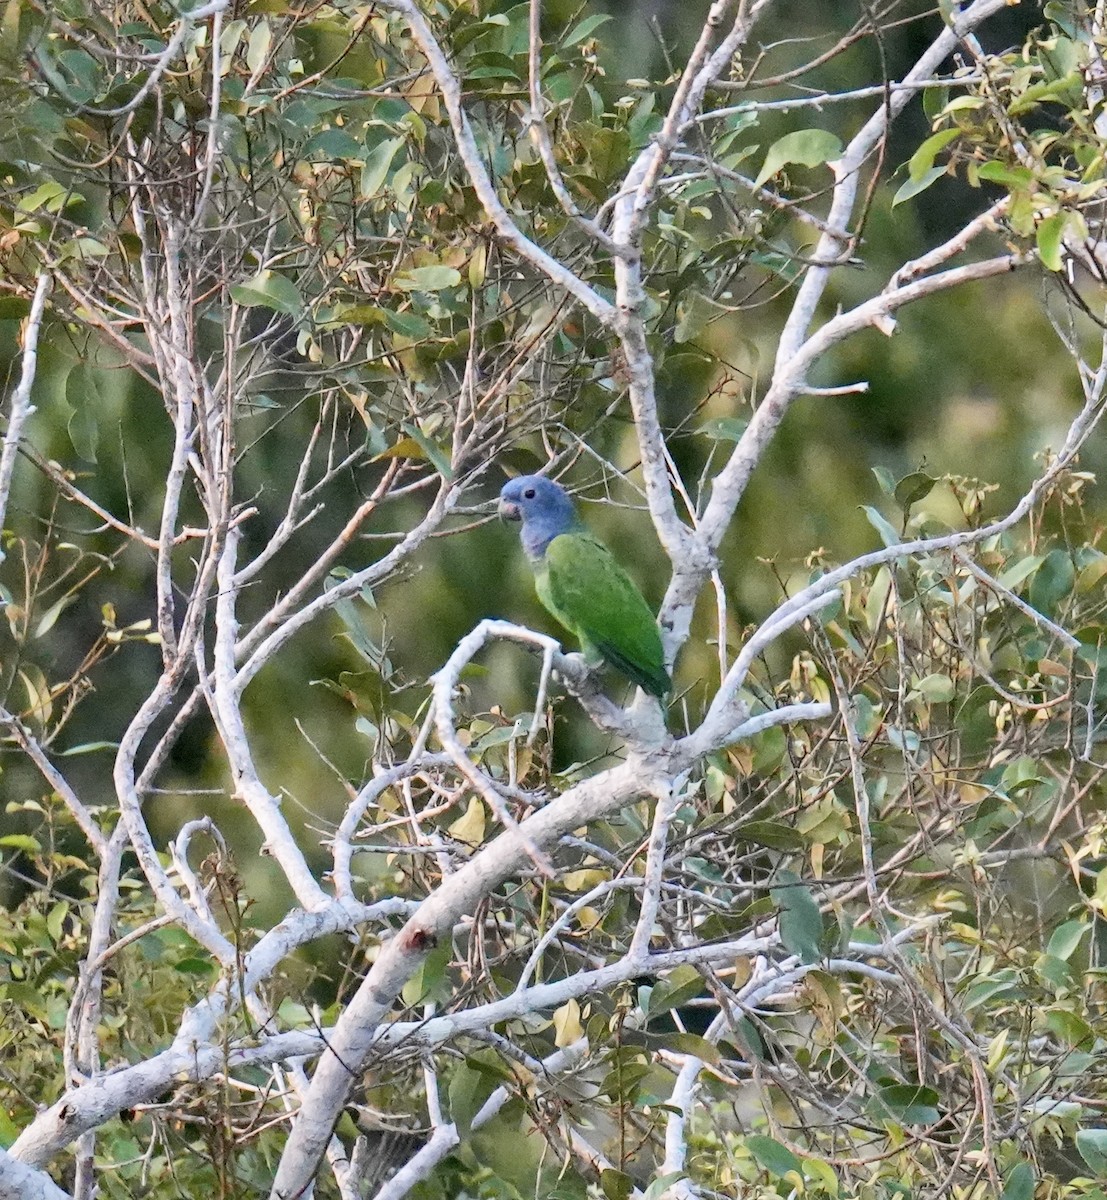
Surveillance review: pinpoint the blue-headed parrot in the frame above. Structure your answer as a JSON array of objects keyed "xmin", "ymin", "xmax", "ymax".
[{"xmin": 499, "ymin": 476, "xmax": 671, "ymax": 698}]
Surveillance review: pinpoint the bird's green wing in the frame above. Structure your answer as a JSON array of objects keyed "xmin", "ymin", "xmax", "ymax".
[{"xmin": 537, "ymin": 532, "xmax": 670, "ymax": 697}]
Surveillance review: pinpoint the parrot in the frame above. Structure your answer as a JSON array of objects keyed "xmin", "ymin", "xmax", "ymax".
[{"xmin": 499, "ymin": 475, "xmax": 671, "ymax": 698}]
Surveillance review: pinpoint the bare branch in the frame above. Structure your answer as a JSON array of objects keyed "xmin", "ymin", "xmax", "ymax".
[{"xmin": 0, "ymin": 273, "xmax": 51, "ymax": 560}]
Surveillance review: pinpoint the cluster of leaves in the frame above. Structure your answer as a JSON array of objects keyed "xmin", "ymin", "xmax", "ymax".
[
  {"xmin": 4, "ymin": 0, "xmax": 1107, "ymax": 1196},
  {"xmin": 252, "ymin": 462, "xmax": 1107, "ymax": 1199},
  {"xmin": 0, "ymin": 1, "xmax": 600, "ymax": 482},
  {"xmin": 0, "ymin": 804, "xmax": 303, "ymax": 1197},
  {"xmin": 898, "ymin": 1, "xmax": 1106, "ymax": 270},
  {"xmin": 18, "ymin": 439, "xmax": 1107, "ymax": 1198}
]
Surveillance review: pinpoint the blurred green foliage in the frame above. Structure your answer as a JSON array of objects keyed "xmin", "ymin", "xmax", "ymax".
[{"xmin": 2, "ymin": 0, "xmax": 1107, "ymax": 1195}]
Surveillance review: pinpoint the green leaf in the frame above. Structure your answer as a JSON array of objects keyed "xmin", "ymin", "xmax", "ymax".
[
  {"xmin": 906, "ymin": 127, "xmax": 959, "ymax": 182},
  {"xmin": 914, "ymin": 672, "xmax": 955, "ymax": 703},
  {"xmin": 1047, "ymin": 920, "xmax": 1088, "ymax": 961},
  {"xmin": 961, "ymin": 967, "xmax": 1021, "ymax": 1011},
  {"xmin": 400, "ymin": 938, "xmax": 450, "ymax": 1007},
  {"xmin": 872, "ymin": 1084, "xmax": 940, "ymax": 1125},
  {"xmin": 68, "ymin": 402, "xmax": 98, "ymax": 464},
  {"xmin": 998, "ymin": 554, "xmax": 1044, "ymax": 590},
  {"xmin": 696, "ymin": 417, "xmax": 748, "ymax": 442},
  {"xmin": 660, "ymin": 1033, "xmax": 721, "ymax": 1064},
  {"xmin": 923, "ymin": 86, "xmax": 949, "ymax": 121},
  {"xmin": 354, "ymin": 717, "xmax": 378, "ymax": 750},
  {"xmin": 340, "ymin": 304, "xmax": 388, "ymax": 326},
  {"xmin": 45, "ymin": 902, "xmax": 67, "ymax": 944},
  {"xmin": 752, "ymin": 724, "xmax": 787, "ymax": 773},
  {"xmin": 1029, "ymin": 548, "xmax": 1075, "ymax": 613},
  {"xmin": 1001, "ymin": 1162, "xmax": 1035, "ymax": 1200},
  {"xmin": 772, "ymin": 870, "xmax": 823, "ymax": 964},
  {"xmin": 1077, "ymin": 553, "xmax": 1107, "ymax": 593},
  {"xmin": 1008, "ymin": 73, "xmax": 1083, "ymax": 116},
  {"xmin": 1035, "ymin": 953, "xmax": 1075, "ymax": 992},
  {"xmin": 174, "ymin": 957, "xmax": 217, "ymax": 976},
  {"xmin": 1037, "ymin": 210, "xmax": 1068, "ymax": 271},
  {"xmin": 34, "ymin": 595, "xmax": 77, "ymax": 639},
  {"xmin": 755, "ymin": 129, "xmax": 842, "ymax": 187},
  {"xmin": 65, "ymin": 363, "xmax": 100, "ymax": 463},
  {"xmin": 647, "ymin": 965, "xmax": 704, "ymax": 1017},
  {"xmin": 893, "ymin": 165, "xmax": 946, "ymax": 207},
  {"xmin": 861, "ymin": 505, "xmax": 901, "ymax": 547},
  {"xmin": 746, "ymin": 1135, "xmax": 801, "ymax": 1178},
  {"xmin": 643, "ymin": 1175, "xmax": 686, "ymax": 1200},
  {"xmin": 1076, "ymin": 1128, "xmax": 1107, "ymax": 1175},
  {"xmin": 392, "ymin": 265, "xmax": 462, "ymax": 291},
  {"xmin": 447, "ymin": 1061, "xmax": 494, "ymax": 1136},
  {"xmin": 0, "ymin": 1100, "xmax": 20, "ymax": 1146},
  {"xmin": 384, "ymin": 309, "xmax": 431, "ymax": 339},
  {"xmin": 58, "ymin": 741, "xmax": 119, "ymax": 756},
  {"xmin": 976, "ymin": 161, "xmax": 1035, "ymax": 188},
  {"xmin": 401, "ymin": 423, "xmax": 452, "ymax": 479},
  {"xmin": 245, "ymin": 21, "xmax": 271, "ymax": 74},
  {"xmin": 674, "ymin": 289, "xmax": 722, "ymax": 343},
  {"xmin": 894, "ymin": 470, "xmax": 937, "ymax": 511},
  {"xmin": 872, "ymin": 465, "xmax": 896, "ymax": 496},
  {"xmin": 1044, "ymin": 1006, "xmax": 1094, "ymax": 1048},
  {"xmin": 938, "ymin": 95, "xmax": 985, "ymax": 117},
  {"xmin": 563, "ymin": 12, "xmax": 612, "ymax": 44},
  {"xmin": 886, "ymin": 726, "xmax": 920, "ymax": 753},
  {"xmin": 731, "ymin": 1015, "xmax": 768, "ymax": 1060},
  {"xmin": 301, "ymin": 128, "xmax": 363, "ymax": 160},
  {"xmin": 600, "ymin": 1170, "xmax": 634, "ymax": 1200},
  {"xmin": 735, "ymin": 820, "xmax": 804, "ymax": 851},
  {"xmin": 0, "ymin": 297, "xmax": 31, "ymax": 319},
  {"xmin": 231, "ymin": 270, "xmax": 304, "ymax": 316},
  {"xmin": 1, "ymin": 982, "xmax": 49, "ymax": 1022},
  {"xmin": 361, "ymin": 137, "xmax": 405, "ymax": 199},
  {"xmin": 0, "ymin": 834, "xmax": 42, "ymax": 853}
]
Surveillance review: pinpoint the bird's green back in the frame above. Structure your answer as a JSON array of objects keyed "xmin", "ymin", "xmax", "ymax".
[{"xmin": 536, "ymin": 531, "xmax": 670, "ymax": 697}]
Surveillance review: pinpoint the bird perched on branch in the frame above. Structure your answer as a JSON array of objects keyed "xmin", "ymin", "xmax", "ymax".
[{"xmin": 499, "ymin": 475, "xmax": 671, "ymax": 698}]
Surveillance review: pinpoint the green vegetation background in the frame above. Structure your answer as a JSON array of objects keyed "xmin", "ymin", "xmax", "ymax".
[{"xmin": 0, "ymin": 0, "xmax": 1090, "ymax": 924}]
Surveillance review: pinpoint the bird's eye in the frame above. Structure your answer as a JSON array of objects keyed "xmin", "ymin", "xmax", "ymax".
[{"xmin": 523, "ymin": 487, "xmax": 536, "ymax": 499}]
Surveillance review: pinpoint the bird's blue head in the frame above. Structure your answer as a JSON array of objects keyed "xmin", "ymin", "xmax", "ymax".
[{"xmin": 499, "ymin": 475, "xmax": 580, "ymax": 560}]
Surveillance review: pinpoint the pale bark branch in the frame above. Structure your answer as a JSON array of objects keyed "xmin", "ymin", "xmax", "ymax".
[{"xmin": 0, "ymin": 273, "xmax": 51, "ymax": 561}]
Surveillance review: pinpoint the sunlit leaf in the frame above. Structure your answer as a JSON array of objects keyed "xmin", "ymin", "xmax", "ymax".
[
  {"xmin": 0, "ymin": 834, "xmax": 43, "ymax": 853},
  {"xmin": 861, "ymin": 504, "xmax": 901, "ymax": 547},
  {"xmin": 245, "ymin": 21, "xmax": 271, "ymax": 74},
  {"xmin": 755, "ymin": 128, "xmax": 842, "ymax": 187},
  {"xmin": 392, "ymin": 265, "xmax": 462, "ymax": 291},
  {"xmin": 447, "ymin": 797, "xmax": 486, "ymax": 846},
  {"xmin": 893, "ymin": 165, "xmax": 946, "ymax": 207},
  {"xmin": 1036, "ymin": 211, "xmax": 1068, "ymax": 272},
  {"xmin": 18, "ymin": 664, "xmax": 52, "ymax": 727},
  {"xmin": 361, "ymin": 136, "xmax": 405, "ymax": 199},
  {"xmin": 906, "ymin": 127, "xmax": 959, "ymax": 182},
  {"xmin": 230, "ymin": 270, "xmax": 304, "ymax": 316},
  {"xmin": 563, "ymin": 13, "xmax": 611, "ymax": 45},
  {"xmin": 552, "ymin": 998, "xmax": 584, "ymax": 1046},
  {"xmin": 1047, "ymin": 920, "xmax": 1088, "ymax": 961}
]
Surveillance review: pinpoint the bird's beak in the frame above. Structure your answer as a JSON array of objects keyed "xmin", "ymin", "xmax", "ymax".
[{"xmin": 498, "ymin": 498, "xmax": 521, "ymax": 523}]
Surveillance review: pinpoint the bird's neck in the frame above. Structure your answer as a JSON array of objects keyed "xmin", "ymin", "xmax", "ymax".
[{"xmin": 522, "ymin": 514, "xmax": 582, "ymax": 561}]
